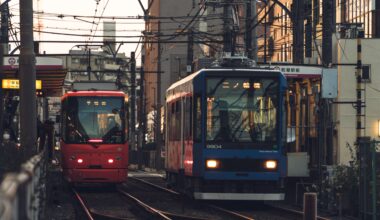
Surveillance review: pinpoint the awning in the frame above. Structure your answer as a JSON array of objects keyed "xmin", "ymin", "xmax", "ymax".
[{"xmin": 2, "ymin": 56, "xmax": 67, "ymax": 97}]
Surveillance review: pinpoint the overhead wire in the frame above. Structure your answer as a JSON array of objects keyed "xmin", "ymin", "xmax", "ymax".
[
  {"xmin": 10, "ymin": 7, "xmax": 225, "ymax": 25},
  {"xmin": 8, "ymin": 0, "xmax": 310, "ymax": 62},
  {"xmin": 8, "ymin": 20, "xmax": 20, "ymax": 48},
  {"xmin": 87, "ymin": 0, "xmax": 101, "ymax": 42},
  {"xmin": 89, "ymin": 0, "xmax": 110, "ymax": 43},
  {"xmin": 32, "ymin": 10, "xmax": 218, "ymax": 20},
  {"xmin": 144, "ymin": 1, "xmax": 206, "ymax": 42},
  {"xmin": 15, "ymin": 25, "xmax": 224, "ymax": 39}
]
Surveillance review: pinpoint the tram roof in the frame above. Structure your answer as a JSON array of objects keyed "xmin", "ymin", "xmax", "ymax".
[{"xmin": 166, "ymin": 68, "xmax": 284, "ymax": 92}]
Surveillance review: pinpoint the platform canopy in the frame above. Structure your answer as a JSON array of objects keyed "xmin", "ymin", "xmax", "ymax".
[{"xmin": 2, "ymin": 56, "xmax": 67, "ymax": 96}]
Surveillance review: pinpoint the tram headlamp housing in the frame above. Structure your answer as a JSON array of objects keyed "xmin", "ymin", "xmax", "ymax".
[
  {"xmin": 264, "ymin": 160, "xmax": 277, "ymax": 170},
  {"xmin": 206, "ymin": 159, "xmax": 219, "ymax": 169}
]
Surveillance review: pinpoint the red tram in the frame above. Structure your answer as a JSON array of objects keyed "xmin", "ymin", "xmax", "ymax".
[{"xmin": 60, "ymin": 83, "xmax": 128, "ymax": 183}]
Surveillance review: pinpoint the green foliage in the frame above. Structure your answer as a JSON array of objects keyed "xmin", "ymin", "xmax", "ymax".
[
  {"xmin": 332, "ymin": 142, "xmax": 359, "ymax": 194},
  {"xmin": 319, "ymin": 142, "xmax": 359, "ymax": 213}
]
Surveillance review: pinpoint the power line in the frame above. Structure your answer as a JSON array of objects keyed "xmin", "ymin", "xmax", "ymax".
[
  {"xmin": 13, "ymin": 27, "xmax": 224, "ymax": 39},
  {"xmin": 32, "ymin": 10, "xmax": 218, "ymax": 20},
  {"xmin": 88, "ymin": 0, "xmax": 101, "ymax": 43},
  {"xmin": 9, "ymin": 40, "xmax": 224, "ymax": 44},
  {"xmin": 89, "ymin": 0, "xmax": 110, "ymax": 43},
  {"xmin": 153, "ymin": 3, "xmax": 205, "ymax": 42}
]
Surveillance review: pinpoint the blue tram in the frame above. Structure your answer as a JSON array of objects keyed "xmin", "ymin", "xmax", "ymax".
[{"xmin": 165, "ymin": 58, "xmax": 287, "ymax": 200}]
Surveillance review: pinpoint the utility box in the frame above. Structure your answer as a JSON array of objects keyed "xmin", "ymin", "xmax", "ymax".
[
  {"xmin": 322, "ymin": 68, "xmax": 338, "ymax": 98},
  {"xmin": 287, "ymin": 152, "xmax": 310, "ymax": 177}
]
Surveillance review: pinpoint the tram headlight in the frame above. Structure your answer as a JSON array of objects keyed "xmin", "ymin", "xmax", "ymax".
[
  {"xmin": 54, "ymin": 142, "xmax": 60, "ymax": 151},
  {"xmin": 264, "ymin": 160, "xmax": 277, "ymax": 170},
  {"xmin": 206, "ymin": 159, "xmax": 219, "ymax": 169}
]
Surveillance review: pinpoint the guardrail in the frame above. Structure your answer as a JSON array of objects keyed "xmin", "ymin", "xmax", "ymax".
[{"xmin": 0, "ymin": 151, "xmax": 47, "ymax": 220}]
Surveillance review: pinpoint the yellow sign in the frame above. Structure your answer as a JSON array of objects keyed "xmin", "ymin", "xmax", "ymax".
[{"xmin": 2, "ymin": 79, "xmax": 42, "ymax": 90}]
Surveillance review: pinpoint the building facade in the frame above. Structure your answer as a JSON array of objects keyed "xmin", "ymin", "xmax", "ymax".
[
  {"xmin": 336, "ymin": 38, "xmax": 380, "ymax": 164},
  {"xmin": 336, "ymin": 0, "xmax": 380, "ymax": 38},
  {"xmin": 143, "ymin": 0, "xmax": 224, "ymax": 143}
]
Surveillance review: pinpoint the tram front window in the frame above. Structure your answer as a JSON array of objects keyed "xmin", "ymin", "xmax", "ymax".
[
  {"xmin": 65, "ymin": 96, "xmax": 124, "ymax": 144},
  {"xmin": 206, "ymin": 77, "xmax": 278, "ymax": 147}
]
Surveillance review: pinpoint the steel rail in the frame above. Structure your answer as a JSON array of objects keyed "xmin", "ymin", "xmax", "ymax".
[
  {"xmin": 130, "ymin": 175, "xmax": 332, "ymax": 220},
  {"xmin": 129, "ymin": 176, "xmax": 180, "ymax": 195},
  {"xmin": 117, "ymin": 189, "xmax": 172, "ymax": 220},
  {"xmin": 265, "ymin": 204, "xmax": 331, "ymax": 220},
  {"xmin": 129, "ymin": 176, "xmax": 253, "ymax": 220},
  {"xmin": 207, "ymin": 204, "xmax": 254, "ymax": 220},
  {"xmin": 73, "ymin": 188, "xmax": 129, "ymax": 220},
  {"xmin": 72, "ymin": 188, "xmax": 95, "ymax": 220}
]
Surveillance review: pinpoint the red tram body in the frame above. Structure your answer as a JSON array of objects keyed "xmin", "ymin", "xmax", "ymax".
[{"xmin": 60, "ymin": 86, "xmax": 128, "ymax": 184}]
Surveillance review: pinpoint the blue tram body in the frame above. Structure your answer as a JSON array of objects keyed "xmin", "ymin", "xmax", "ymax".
[{"xmin": 165, "ymin": 65, "xmax": 287, "ymax": 200}]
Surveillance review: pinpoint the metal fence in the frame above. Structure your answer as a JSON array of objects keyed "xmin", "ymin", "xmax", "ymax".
[{"xmin": 0, "ymin": 151, "xmax": 46, "ymax": 220}]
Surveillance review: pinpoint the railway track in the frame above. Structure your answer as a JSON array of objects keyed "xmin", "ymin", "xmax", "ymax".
[
  {"xmin": 71, "ymin": 173, "xmax": 332, "ymax": 220},
  {"xmin": 125, "ymin": 177, "xmax": 251, "ymax": 220},
  {"xmin": 72, "ymin": 187, "xmax": 171, "ymax": 220},
  {"xmin": 131, "ymin": 174, "xmax": 332, "ymax": 220}
]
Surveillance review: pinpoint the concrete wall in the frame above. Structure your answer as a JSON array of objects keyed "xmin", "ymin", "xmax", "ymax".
[{"xmin": 336, "ymin": 38, "xmax": 380, "ymax": 164}]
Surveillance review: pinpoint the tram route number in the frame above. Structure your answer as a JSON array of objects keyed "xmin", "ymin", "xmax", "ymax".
[{"xmin": 206, "ymin": 144, "xmax": 222, "ymax": 149}]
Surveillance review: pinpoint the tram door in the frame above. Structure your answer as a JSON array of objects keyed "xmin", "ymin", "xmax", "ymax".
[{"xmin": 286, "ymin": 79, "xmax": 320, "ymax": 166}]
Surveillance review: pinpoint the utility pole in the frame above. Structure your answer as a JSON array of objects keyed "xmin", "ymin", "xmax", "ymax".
[
  {"xmin": 223, "ymin": 0, "xmax": 233, "ymax": 54},
  {"xmin": 155, "ymin": 20, "xmax": 162, "ymax": 170},
  {"xmin": 312, "ymin": 0, "xmax": 319, "ymax": 45},
  {"xmin": 19, "ymin": 0, "xmax": 37, "ymax": 159},
  {"xmin": 264, "ymin": 5, "xmax": 267, "ymax": 63},
  {"xmin": 305, "ymin": 3, "xmax": 312, "ymax": 59},
  {"xmin": 130, "ymin": 52, "xmax": 136, "ymax": 154},
  {"xmin": 1, "ymin": 1, "xmax": 8, "ymax": 52},
  {"xmin": 0, "ymin": 1, "xmax": 9, "ymax": 144},
  {"xmin": 246, "ymin": 0, "xmax": 257, "ymax": 61},
  {"xmin": 87, "ymin": 48, "xmax": 91, "ymax": 80},
  {"xmin": 292, "ymin": 0, "xmax": 305, "ymax": 64},
  {"xmin": 186, "ymin": 29, "xmax": 193, "ymax": 75},
  {"xmin": 355, "ymin": 29, "xmax": 370, "ymax": 220},
  {"xmin": 322, "ymin": 0, "xmax": 332, "ymax": 66},
  {"xmin": 339, "ymin": 0, "xmax": 347, "ymax": 38},
  {"xmin": 322, "ymin": 0, "xmax": 335, "ymax": 167},
  {"xmin": 138, "ymin": 65, "xmax": 145, "ymax": 170}
]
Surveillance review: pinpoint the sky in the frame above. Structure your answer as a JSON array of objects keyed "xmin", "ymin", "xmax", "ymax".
[{"xmin": 8, "ymin": 0, "xmax": 147, "ymax": 64}]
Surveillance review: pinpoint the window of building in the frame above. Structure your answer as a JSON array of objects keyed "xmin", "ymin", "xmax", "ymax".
[
  {"xmin": 362, "ymin": 65, "xmax": 371, "ymax": 82},
  {"xmin": 279, "ymin": 13, "xmax": 283, "ymax": 36},
  {"xmin": 72, "ymin": 58, "xmax": 80, "ymax": 64},
  {"xmin": 285, "ymin": 2, "xmax": 288, "ymax": 35}
]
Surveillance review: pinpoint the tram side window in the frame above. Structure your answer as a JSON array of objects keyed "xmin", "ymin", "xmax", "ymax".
[
  {"xmin": 61, "ymin": 99, "xmax": 67, "ymax": 142},
  {"xmin": 124, "ymin": 101, "xmax": 129, "ymax": 140},
  {"xmin": 194, "ymin": 95, "xmax": 202, "ymax": 142},
  {"xmin": 183, "ymin": 97, "xmax": 192, "ymax": 140},
  {"xmin": 186, "ymin": 97, "xmax": 192, "ymax": 140},
  {"xmin": 169, "ymin": 102, "xmax": 175, "ymax": 141},
  {"xmin": 175, "ymin": 100, "xmax": 181, "ymax": 141}
]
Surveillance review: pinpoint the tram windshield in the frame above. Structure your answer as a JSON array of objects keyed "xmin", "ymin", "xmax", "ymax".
[
  {"xmin": 64, "ymin": 96, "xmax": 124, "ymax": 144},
  {"xmin": 206, "ymin": 77, "xmax": 278, "ymax": 146}
]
